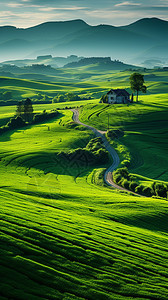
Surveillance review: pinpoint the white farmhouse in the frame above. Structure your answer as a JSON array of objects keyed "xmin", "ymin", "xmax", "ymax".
[{"xmin": 107, "ymin": 89, "xmax": 130, "ymax": 104}]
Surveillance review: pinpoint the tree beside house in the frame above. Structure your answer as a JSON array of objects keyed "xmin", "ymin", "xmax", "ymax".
[{"xmin": 129, "ymin": 72, "xmax": 147, "ymax": 102}]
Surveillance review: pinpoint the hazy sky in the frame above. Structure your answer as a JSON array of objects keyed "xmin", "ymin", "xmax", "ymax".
[{"xmin": 0, "ymin": 0, "xmax": 168, "ymax": 27}]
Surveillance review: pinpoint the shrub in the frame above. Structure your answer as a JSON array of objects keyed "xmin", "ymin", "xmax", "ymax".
[
  {"xmin": 121, "ymin": 179, "xmax": 130, "ymax": 189},
  {"xmin": 86, "ymin": 137, "xmax": 102, "ymax": 150},
  {"xmin": 113, "ymin": 173, "xmax": 122, "ymax": 184},
  {"xmin": 142, "ymin": 186, "xmax": 153, "ymax": 197},
  {"xmin": 95, "ymin": 148, "xmax": 109, "ymax": 164},
  {"xmin": 65, "ymin": 121, "xmax": 78, "ymax": 129},
  {"xmin": 135, "ymin": 184, "xmax": 145, "ymax": 194},
  {"xmin": 57, "ymin": 148, "xmax": 95, "ymax": 166},
  {"xmin": 130, "ymin": 175, "xmax": 137, "ymax": 181},
  {"xmin": 118, "ymin": 167, "xmax": 129, "ymax": 179},
  {"xmin": 56, "ymin": 142, "xmax": 109, "ymax": 167},
  {"xmin": 33, "ymin": 110, "xmax": 58, "ymax": 124},
  {"xmin": 91, "ymin": 142, "xmax": 103, "ymax": 151},
  {"xmin": 7, "ymin": 116, "xmax": 26, "ymax": 129},
  {"xmin": 0, "ymin": 116, "xmax": 26, "ymax": 135},
  {"xmin": 154, "ymin": 183, "xmax": 168, "ymax": 198},
  {"xmin": 107, "ymin": 129, "xmax": 124, "ymax": 139},
  {"xmin": 113, "ymin": 168, "xmax": 130, "ymax": 186},
  {"xmin": 121, "ymin": 159, "xmax": 130, "ymax": 168},
  {"xmin": 91, "ymin": 168, "xmax": 106, "ymax": 186},
  {"xmin": 129, "ymin": 181, "xmax": 139, "ymax": 192}
]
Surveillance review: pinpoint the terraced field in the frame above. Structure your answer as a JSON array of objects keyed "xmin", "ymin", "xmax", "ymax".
[
  {"xmin": 79, "ymin": 94, "xmax": 168, "ymax": 183},
  {"xmin": 1, "ymin": 108, "xmax": 168, "ymax": 299}
]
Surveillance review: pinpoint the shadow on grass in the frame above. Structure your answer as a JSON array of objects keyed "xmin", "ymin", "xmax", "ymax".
[
  {"xmin": 124, "ymin": 212, "xmax": 168, "ymax": 234},
  {"xmin": 0, "ymin": 113, "xmax": 64, "ymax": 142}
]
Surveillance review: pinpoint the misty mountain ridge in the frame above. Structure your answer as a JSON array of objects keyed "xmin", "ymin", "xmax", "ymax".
[
  {"xmin": 0, "ymin": 56, "xmax": 139, "ymax": 73},
  {"xmin": 0, "ymin": 18, "xmax": 167, "ymax": 66},
  {"xmin": 63, "ymin": 57, "xmax": 139, "ymax": 70}
]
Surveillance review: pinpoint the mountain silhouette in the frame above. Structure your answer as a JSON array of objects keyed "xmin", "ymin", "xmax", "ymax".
[
  {"xmin": 0, "ymin": 18, "xmax": 167, "ymax": 64},
  {"xmin": 121, "ymin": 17, "xmax": 168, "ymax": 42}
]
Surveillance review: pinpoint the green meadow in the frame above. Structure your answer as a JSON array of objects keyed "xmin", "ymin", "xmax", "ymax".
[
  {"xmin": 0, "ymin": 68, "xmax": 168, "ymax": 299},
  {"xmin": 0, "ymin": 67, "xmax": 168, "ymax": 100},
  {"xmin": 79, "ymin": 93, "xmax": 168, "ymax": 184},
  {"xmin": 0, "ymin": 100, "xmax": 97, "ymax": 127}
]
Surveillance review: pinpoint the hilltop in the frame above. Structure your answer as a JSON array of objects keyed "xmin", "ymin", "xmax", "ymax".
[
  {"xmin": 63, "ymin": 57, "xmax": 139, "ymax": 70},
  {"xmin": 1, "ymin": 56, "xmax": 139, "ymax": 72}
]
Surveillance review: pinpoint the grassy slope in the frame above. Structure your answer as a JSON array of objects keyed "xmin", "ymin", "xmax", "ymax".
[
  {"xmin": 1, "ymin": 110, "xmax": 168, "ymax": 299},
  {"xmin": 0, "ymin": 69, "xmax": 168, "ymax": 299},
  {"xmin": 79, "ymin": 94, "xmax": 168, "ymax": 183},
  {"xmin": 0, "ymin": 68, "xmax": 168, "ymax": 99},
  {"xmin": 0, "ymin": 99, "xmax": 98, "ymax": 127}
]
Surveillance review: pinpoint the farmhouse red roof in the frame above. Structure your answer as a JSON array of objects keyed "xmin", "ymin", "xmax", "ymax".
[{"xmin": 107, "ymin": 89, "xmax": 130, "ymax": 96}]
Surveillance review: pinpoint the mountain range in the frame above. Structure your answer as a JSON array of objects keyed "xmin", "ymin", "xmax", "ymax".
[{"xmin": 0, "ymin": 18, "xmax": 167, "ymax": 66}]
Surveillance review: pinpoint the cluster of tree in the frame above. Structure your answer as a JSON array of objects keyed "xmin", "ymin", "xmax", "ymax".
[
  {"xmin": 33, "ymin": 110, "xmax": 58, "ymax": 124},
  {"xmin": 32, "ymin": 92, "xmax": 92, "ymax": 104},
  {"xmin": 28, "ymin": 64, "xmax": 52, "ymax": 69},
  {"xmin": 63, "ymin": 57, "xmax": 137, "ymax": 70},
  {"xmin": 32, "ymin": 93, "xmax": 51, "ymax": 104},
  {"xmin": 55, "ymin": 137, "xmax": 109, "ymax": 167},
  {"xmin": 113, "ymin": 167, "xmax": 168, "ymax": 198},
  {"xmin": 23, "ymin": 64, "xmax": 55, "ymax": 73},
  {"xmin": 152, "ymin": 182, "xmax": 168, "ymax": 199},
  {"xmin": 0, "ymin": 98, "xmax": 60, "ymax": 135},
  {"xmin": 106, "ymin": 129, "xmax": 124, "ymax": 139},
  {"xmin": 52, "ymin": 93, "xmax": 82, "ymax": 103},
  {"xmin": 16, "ymin": 98, "xmax": 34, "ymax": 122},
  {"xmin": 0, "ymin": 99, "xmax": 33, "ymax": 134},
  {"xmin": 0, "ymin": 116, "xmax": 26, "ymax": 135},
  {"xmin": 64, "ymin": 57, "xmax": 112, "ymax": 68},
  {"xmin": 86, "ymin": 137, "xmax": 109, "ymax": 165}
]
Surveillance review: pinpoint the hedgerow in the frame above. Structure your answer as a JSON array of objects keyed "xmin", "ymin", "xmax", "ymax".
[
  {"xmin": 113, "ymin": 167, "xmax": 168, "ymax": 199},
  {"xmin": 55, "ymin": 137, "xmax": 109, "ymax": 167},
  {"xmin": 0, "ymin": 116, "xmax": 26, "ymax": 135}
]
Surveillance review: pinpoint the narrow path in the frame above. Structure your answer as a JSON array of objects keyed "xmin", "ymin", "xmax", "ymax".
[{"xmin": 71, "ymin": 109, "xmax": 132, "ymax": 193}]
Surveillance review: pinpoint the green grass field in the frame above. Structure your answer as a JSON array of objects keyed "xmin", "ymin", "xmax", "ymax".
[
  {"xmin": 0, "ymin": 69, "xmax": 168, "ymax": 299},
  {"xmin": 79, "ymin": 93, "xmax": 168, "ymax": 183},
  {"xmin": 0, "ymin": 109, "xmax": 168, "ymax": 299},
  {"xmin": 0, "ymin": 68, "xmax": 168, "ymax": 100},
  {"xmin": 0, "ymin": 99, "xmax": 98, "ymax": 127}
]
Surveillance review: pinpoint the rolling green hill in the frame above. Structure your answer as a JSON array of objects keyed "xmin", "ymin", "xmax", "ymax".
[
  {"xmin": 79, "ymin": 93, "xmax": 168, "ymax": 183},
  {"xmin": 0, "ymin": 68, "xmax": 168, "ymax": 103},
  {"xmin": 0, "ymin": 66, "xmax": 168, "ymax": 299},
  {"xmin": 1, "ymin": 108, "xmax": 168, "ymax": 299}
]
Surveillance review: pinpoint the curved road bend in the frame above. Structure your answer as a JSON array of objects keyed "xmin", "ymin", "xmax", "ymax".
[{"xmin": 71, "ymin": 109, "xmax": 132, "ymax": 193}]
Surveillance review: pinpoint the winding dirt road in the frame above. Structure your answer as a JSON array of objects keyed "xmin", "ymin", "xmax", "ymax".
[{"xmin": 71, "ymin": 109, "xmax": 131, "ymax": 192}]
